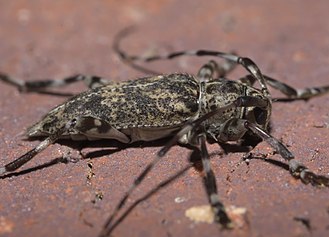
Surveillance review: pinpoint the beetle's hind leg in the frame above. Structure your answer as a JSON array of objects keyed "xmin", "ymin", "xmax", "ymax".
[
  {"xmin": 0, "ymin": 116, "xmax": 124, "ymax": 176},
  {"xmin": 0, "ymin": 119, "xmax": 77, "ymax": 176},
  {"xmin": 0, "ymin": 72, "xmax": 112, "ymax": 93}
]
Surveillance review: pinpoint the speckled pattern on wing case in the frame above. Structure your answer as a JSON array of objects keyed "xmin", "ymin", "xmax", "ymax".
[{"xmin": 27, "ymin": 73, "xmax": 200, "ymax": 137}]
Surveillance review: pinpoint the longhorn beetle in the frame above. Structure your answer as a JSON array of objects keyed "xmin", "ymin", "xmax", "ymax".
[{"xmin": 1, "ymin": 28, "xmax": 329, "ymax": 237}]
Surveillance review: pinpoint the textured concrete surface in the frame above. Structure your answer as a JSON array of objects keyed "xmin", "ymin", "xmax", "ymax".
[{"xmin": 0, "ymin": 1, "xmax": 329, "ymax": 237}]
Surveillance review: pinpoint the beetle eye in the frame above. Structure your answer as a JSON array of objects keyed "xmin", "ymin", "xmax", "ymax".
[{"xmin": 254, "ymin": 107, "xmax": 267, "ymax": 125}]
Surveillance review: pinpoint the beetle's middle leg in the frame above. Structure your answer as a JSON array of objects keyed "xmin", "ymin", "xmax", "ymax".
[
  {"xmin": 198, "ymin": 132, "xmax": 232, "ymax": 227},
  {"xmin": 197, "ymin": 59, "xmax": 236, "ymax": 81},
  {"xmin": 0, "ymin": 72, "xmax": 112, "ymax": 92},
  {"xmin": 100, "ymin": 96, "xmax": 271, "ymax": 232}
]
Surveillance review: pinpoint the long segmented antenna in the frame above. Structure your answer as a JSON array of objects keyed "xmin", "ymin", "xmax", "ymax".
[{"xmin": 113, "ymin": 27, "xmax": 270, "ymax": 97}]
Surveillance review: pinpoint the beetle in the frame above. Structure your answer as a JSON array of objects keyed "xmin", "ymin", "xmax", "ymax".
[{"xmin": 1, "ymin": 29, "xmax": 329, "ymax": 236}]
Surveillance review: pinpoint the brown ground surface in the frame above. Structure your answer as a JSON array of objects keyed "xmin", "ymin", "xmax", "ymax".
[{"xmin": 0, "ymin": 1, "xmax": 329, "ymax": 237}]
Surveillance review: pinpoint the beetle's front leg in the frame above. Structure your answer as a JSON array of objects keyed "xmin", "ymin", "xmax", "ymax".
[
  {"xmin": 289, "ymin": 160, "xmax": 329, "ymax": 186},
  {"xmin": 193, "ymin": 95, "xmax": 329, "ymax": 187},
  {"xmin": 214, "ymin": 116, "xmax": 329, "ymax": 187},
  {"xmin": 244, "ymin": 121, "xmax": 329, "ymax": 187}
]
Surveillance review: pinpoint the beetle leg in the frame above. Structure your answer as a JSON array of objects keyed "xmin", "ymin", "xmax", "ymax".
[
  {"xmin": 197, "ymin": 59, "xmax": 236, "ymax": 81},
  {"xmin": 0, "ymin": 116, "xmax": 129, "ymax": 176},
  {"xmin": 101, "ymin": 106, "xmax": 234, "ymax": 231},
  {"xmin": 238, "ymin": 74, "xmax": 257, "ymax": 86},
  {"xmin": 198, "ymin": 133, "xmax": 232, "ymax": 227},
  {"xmin": 101, "ymin": 105, "xmax": 240, "ymax": 230},
  {"xmin": 197, "ymin": 60, "xmax": 217, "ymax": 82},
  {"xmin": 101, "ymin": 120, "xmax": 201, "ymax": 230},
  {"xmin": 0, "ymin": 119, "xmax": 76, "ymax": 176},
  {"xmin": 187, "ymin": 96, "xmax": 328, "ymax": 187},
  {"xmin": 0, "ymin": 72, "xmax": 112, "ymax": 92},
  {"xmin": 244, "ymin": 121, "xmax": 329, "ymax": 187}
]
